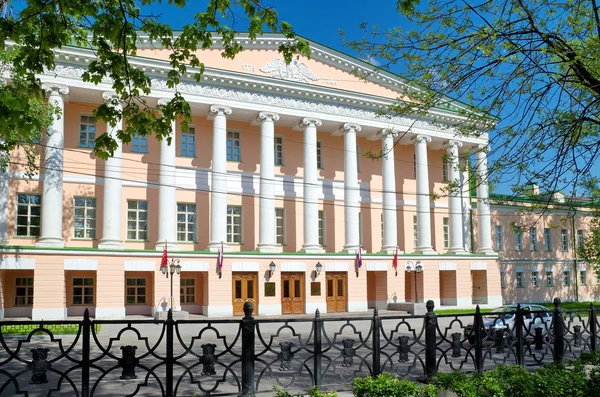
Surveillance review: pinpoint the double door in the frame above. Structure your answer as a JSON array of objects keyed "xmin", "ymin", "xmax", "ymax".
[
  {"xmin": 326, "ymin": 272, "xmax": 347, "ymax": 313},
  {"xmin": 281, "ymin": 273, "xmax": 305, "ymax": 314},
  {"xmin": 232, "ymin": 272, "xmax": 258, "ymax": 316}
]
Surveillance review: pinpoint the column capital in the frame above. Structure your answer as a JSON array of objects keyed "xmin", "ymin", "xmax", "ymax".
[
  {"xmin": 476, "ymin": 144, "xmax": 490, "ymax": 152},
  {"xmin": 102, "ymin": 91, "xmax": 121, "ymax": 107},
  {"xmin": 443, "ymin": 139, "xmax": 463, "ymax": 151},
  {"xmin": 257, "ymin": 111, "xmax": 280, "ymax": 123},
  {"xmin": 412, "ymin": 134, "xmax": 431, "ymax": 144},
  {"xmin": 157, "ymin": 97, "xmax": 173, "ymax": 107},
  {"xmin": 340, "ymin": 122, "xmax": 361, "ymax": 134},
  {"xmin": 209, "ymin": 104, "xmax": 233, "ymax": 117},
  {"xmin": 296, "ymin": 117, "xmax": 322, "ymax": 130},
  {"xmin": 42, "ymin": 83, "xmax": 69, "ymax": 97},
  {"xmin": 379, "ymin": 128, "xmax": 400, "ymax": 139}
]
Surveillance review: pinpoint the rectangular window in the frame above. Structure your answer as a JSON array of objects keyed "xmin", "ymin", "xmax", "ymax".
[
  {"xmin": 564, "ymin": 270, "xmax": 571, "ymax": 286},
  {"xmin": 577, "ymin": 229, "xmax": 584, "ymax": 250},
  {"xmin": 180, "ymin": 278, "xmax": 195, "ymax": 304},
  {"xmin": 516, "ymin": 272, "xmax": 524, "ymax": 288},
  {"xmin": 561, "ymin": 229, "xmax": 569, "ymax": 252},
  {"xmin": 275, "ymin": 208, "xmax": 285, "ymax": 245},
  {"xmin": 181, "ymin": 126, "xmax": 195, "ymax": 157},
  {"xmin": 131, "ymin": 133, "xmax": 148, "ymax": 153},
  {"xmin": 581, "ymin": 270, "xmax": 587, "ymax": 286},
  {"xmin": 532, "ymin": 271, "xmax": 539, "ymax": 287},
  {"xmin": 274, "ymin": 136, "xmax": 284, "ymax": 166},
  {"xmin": 72, "ymin": 277, "xmax": 94, "ymax": 305},
  {"xmin": 544, "ymin": 228, "xmax": 552, "ymax": 251},
  {"xmin": 413, "ymin": 215, "xmax": 418, "ymax": 250},
  {"xmin": 226, "ymin": 205, "xmax": 242, "ymax": 243},
  {"xmin": 177, "ymin": 203, "xmax": 196, "ymax": 242},
  {"xmin": 515, "ymin": 228, "xmax": 523, "ymax": 251},
  {"xmin": 442, "ymin": 156, "xmax": 449, "ymax": 182},
  {"xmin": 14, "ymin": 277, "xmax": 33, "ymax": 306},
  {"xmin": 127, "ymin": 200, "xmax": 148, "ymax": 240},
  {"xmin": 227, "ymin": 131, "xmax": 241, "ymax": 161},
  {"xmin": 546, "ymin": 271, "xmax": 554, "ymax": 287},
  {"xmin": 16, "ymin": 194, "xmax": 41, "ymax": 237},
  {"xmin": 495, "ymin": 225, "xmax": 503, "ymax": 251},
  {"xmin": 318, "ymin": 210, "xmax": 325, "ymax": 246},
  {"xmin": 530, "ymin": 227, "xmax": 537, "ymax": 251},
  {"xmin": 126, "ymin": 278, "xmax": 147, "ymax": 304},
  {"xmin": 73, "ymin": 197, "xmax": 96, "ymax": 239},
  {"xmin": 79, "ymin": 115, "xmax": 96, "ymax": 148},
  {"xmin": 316, "ymin": 140, "xmax": 323, "ymax": 169},
  {"xmin": 500, "ymin": 272, "xmax": 506, "ymax": 288},
  {"xmin": 443, "ymin": 217, "xmax": 449, "ymax": 249}
]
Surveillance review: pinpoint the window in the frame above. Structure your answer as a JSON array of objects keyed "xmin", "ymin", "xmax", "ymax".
[
  {"xmin": 127, "ymin": 200, "xmax": 148, "ymax": 240},
  {"xmin": 72, "ymin": 278, "xmax": 94, "ymax": 305},
  {"xmin": 500, "ymin": 272, "xmax": 506, "ymax": 288},
  {"xmin": 177, "ymin": 203, "xmax": 196, "ymax": 242},
  {"xmin": 413, "ymin": 215, "xmax": 418, "ymax": 249},
  {"xmin": 564, "ymin": 270, "xmax": 571, "ymax": 286},
  {"xmin": 73, "ymin": 197, "xmax": 96, "ymax": 239},
  {"xmin": 495, "ymin": 225, "xmax": 503, "ymax": 251},
  {"xmin": 561, "ymin": 229, "xmax": 569, "ymax": 252},
  {"xmin": 515, "ymin": 228, "xmax": 523, "ymax": 251},
  {"xmin": 530, "ymin": 227, "xmax": 537, "ymax": 251},
  {"xmin": 516, "ymin": 272, "xmax": 524, "ymax": 288},
  {"xmin": 226, "ymin": 205, "xmax": 242, "ymax": 243},
  {"xmin": 316, "ymin": 141, "xmax": 323, "ymax": 169},
  {"xmin": 543, "ymin": 228, "xmax": 552, "ymax": 251},
  {"xmin": 79, "ymin": 115, "xmax": 96, "ymax": 148},
  {"xmin": 14, "ymin": 277, "xmax": 33, "ymax": 306},
  {"xmin": 577, "ymin": 230, "xmax": 584, "ymax": 250},
  {"xmin": 181, "ymin": 126, "xmax": 195, "ymax": 157},
  {"xmin": 443, "ymin": 217, "xmax": 449, "ymax": 249},
  {"xmin": 442, "ymin": 156, "xmax": 450, "ymax": 182},
  {"xmin": 131, "ymin": 133, "xmax": 148, "ymax": 153},
  {"xmin": 180, "ymin": 278, "xmax": 195, "ymax": 304},
  {"xmin": 275, "ymin": 208, "xmax": 285, "ymax": 245},
  {"xmin": 274, "ymin": 136, "xmax": 284, "ymax": 166},
  {"xmin": 546, "ymin": 271, "xmax": 554, "ymax": 287},
  {"xmin": 318, "ymin": 210, "xmax": 325, "ymax": 246},
  {"xmin": 532, "ymin": 271, "xmax": 539, "ymax": 287},
  {"xmin": 16, "ymin": 194, "xmax": 41, "ymax": 237},
  {"xmin": 581, "ymin": 270, "xmax": 587, "ymax": 286},
  {"xmin": 126, "ymin": 278, "xmax": 147, "ymax": 304},
  {"xmin": 413, "ymin": 154, "xmax": 417, "ymax": 179},
  {"xmin": 227, "ymin": 131, "xmax": 240, "ymax": 161}
]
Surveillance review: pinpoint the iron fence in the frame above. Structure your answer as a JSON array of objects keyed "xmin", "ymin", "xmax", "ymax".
[{"xmin": 0, "ymin": 297, "xmax": 597, "ymax": 396}]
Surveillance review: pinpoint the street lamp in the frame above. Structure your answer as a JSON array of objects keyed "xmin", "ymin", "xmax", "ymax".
[
  {"xmin": 161, "ymin": 258, "xmax": 181, "ymax": 311},
  {"xmin": 406, "ymin": 261, "xmax": 423, "ymax": 303},
  {"xmin": 315, "ymin": 262, "xmax": 323, "ymax": 277},
  {"xmin": 268, "ymin": 261, "xmax": 276, "ymax": 277}
]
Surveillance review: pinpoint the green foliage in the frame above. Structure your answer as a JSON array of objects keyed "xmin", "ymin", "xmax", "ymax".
[
  {"xmin": 352, "ymin": 372, "xmax": 436, "ymax": 397},
  {"xmin": 273, "ymin": 386, "xmax": 337, "ymax": 397},
  {"xmin": 532, "ymin": 364, "xmax": 587, "ymax": 397},
  {"xmin": 0, "ymin": 0, "xmax": 310, "ymax": 169}
]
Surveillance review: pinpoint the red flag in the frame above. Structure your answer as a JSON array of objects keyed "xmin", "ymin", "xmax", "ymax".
[
  {"xmin": 160, "ymin": 241, "xmax": 168, "ymax": 267},
  {"xmin": 217, "ymin": 241, "xmax": 224, "ymax": 269},
  {"xmin": 392, "ymin": 247, "xmax": 398, "ymax": 270}
]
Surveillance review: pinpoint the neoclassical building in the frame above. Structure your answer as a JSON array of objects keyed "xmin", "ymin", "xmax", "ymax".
[{"xmin": 0, "ymin": 34, "xmax": 504, "ymax": 320}]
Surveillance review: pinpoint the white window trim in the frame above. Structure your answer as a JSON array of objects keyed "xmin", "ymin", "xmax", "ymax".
[
  {"xmin": 78, "ymin": 114, "xmax": 96, "ymax": 148},
  {"xmin": 275, "ymin": 207, "xmax": 286, "ymax": 245},
  {"xmin": 226, "ymin": 205, "xmax": 243, "ymax": 244},
  {"xmin": 274, "ymin": 135, "xmax": 284, "ymax": 166},
  {"xmin": 316, "ymin": 140, "xmax": 323, "ymax": 169},
  {"xmin": 318, "ymin": 209, "xmax": 326, "ymax": 247},
  {"xmin": 177, "ymin": 202, "xmax": 197, "ymax": 243},
  {"xmin": 73, "ymin": 197, "xmax": 97, "ymax": 240},
  {"xmin": 180, "ymin": 125, "xmax": 196, "ymax": 157},
  {"xmin": 16, "ymin": 193, "xmax": 41, "ymax": 237},
  {"xmin": 127, "ymin": 200, "xmax": 149, "ymax": 241},
  {"xmin": 227, "ymin": 130, "xmax": 242, "ymax": 162}
]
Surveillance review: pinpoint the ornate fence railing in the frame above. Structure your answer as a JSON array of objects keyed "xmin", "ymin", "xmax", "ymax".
[{"xmin": 0, "ymin": 297, "xmax": 597, "ymax": 396}]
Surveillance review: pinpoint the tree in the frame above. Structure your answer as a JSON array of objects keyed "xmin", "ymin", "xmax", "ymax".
[
  {"xmin": 344, "ymin": 0, "xmax": 600, "ymax": 198},
  {"xmin": 0, "ymin": 0, "xmax": 308, "ymax": 172}
]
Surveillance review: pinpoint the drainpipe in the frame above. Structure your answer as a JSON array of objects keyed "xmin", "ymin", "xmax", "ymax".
[{"xmin": 571, "ymin": 206, "xmax": 579, "ymax": 302}]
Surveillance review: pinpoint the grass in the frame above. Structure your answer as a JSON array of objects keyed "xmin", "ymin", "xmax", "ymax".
[
  {"xmin": 436, "ymin": 301, "xmax": 600, "ymax": 315},
  {"xmin": 0, "ymin": 324, "xmax": 101, "ymax": 336}
]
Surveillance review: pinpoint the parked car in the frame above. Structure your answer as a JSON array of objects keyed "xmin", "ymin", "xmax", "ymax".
[{"xmin": 463, "ymin": 304, "xmax": 553, "ymax": 344}]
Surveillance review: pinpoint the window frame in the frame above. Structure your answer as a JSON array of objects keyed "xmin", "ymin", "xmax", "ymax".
[
  {"xmin": 563, "ymin": 270, "xmax": 571, "ymax": 286},
  {"xmin": 131, "ymin": 133, "xmax": 148, "ymax": 153},
  {"xmin": 531, "ymin": 271, "xmax": 539, "ymax": 287},
  {"xmin": 72, "ymin": 277, "xmax": 94, "ymax": 305},
  {"xmin": 127, "ymin": 200, "xmax": 149, "ymax": 241},
  {"xmin": 226, "ymin": 130, "xmax": 241, "ymax": 162},
  {"xmin": 546, "ymin": 271, "xmax": 554, "ymax": 287},
  {"xmin": 581, "ymin": 270, "xmax": 587, "ymax": 285},
  {"xmin": 515, "ymin": 228, "xmax": 523, "ymax": 251},
  {"xmin": 316, "ymin": 140, "xmax": 323, "ymax": 169},
  {"xmin": 73, "ymin": 197, "xmax": 97, "ymax": 239},
  {"xmin": 125, "ymin": 278, "xmax": 147, "ymax": 305},
  {"xmin": 177, "ymin": 203, "xmax": 197, "ymax": 243},
  {"xmin": 78, "ymin": 114, "xmax": 96, "ymax": 148},
  {"xmin": 500, "ymin": 272, "xmax": 506, "ymax": 289},
  {"xmin": 530, "ymin": 227, "xmax": 538, "ymax": 251},
  {"xmin": 543, "ymin": 228, "xmax": 552, "ymax": 251},
  {"xmin": 443, "ymin": 217, "xmax": 449, "ymax": 249},
  {"xmin": 495, "ymin": 225, "xmax": 503, "ymax": 251},
  {"xmin": 180, "ymin": 125, "xmax": 196, "ymax": 157},
  {"xmin": 274, "ymin": 135, "xmax": 284, "ymax": 166},
  {"xmin": 442, "ymin": 156, "xmax": 450, "ymax": 182},
  {"xmin": 16, "ymin": 193, "xmax": 41, "ymax": 237},
  {"xmin": 180, "ymin": 278, "xmax": 196, "ymax": 304},
  {"xmin": 318, "ymin": 209, "xmax": 325, "ymax": 247},
  {"xmin": 226, "ymin": 205, "xmax": 242, "ymax": 244},
  {"xmin": 577, "ymin": 229, "xmax": 584, "ymax": 250},
  {"xmin": 14, "ymin": 277, "xmax": 34, "ymax": 306},
  {"xmin": 275, "ymin": 207, "xmax": 285, "ymax": 245},
  {"xmin": 516, "ymin": 272, "xmax": 524, "ymax": 288},
  {"xmin": 413, "ymin": 215, "xmax": 418, "ymax": 250},
  {"xmin": 561, "ymin": 229, "xmax": 569, "ymax": 252}
]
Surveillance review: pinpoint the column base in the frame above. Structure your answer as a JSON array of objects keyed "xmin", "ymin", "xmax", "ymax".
[
  {"xmin": 207, "ymin": 241, "xmax": 230, "ymax": 252},
  {"xmin": 98, "ymin": 239, "xmax": 125, "ymax": 250},
  {"xmin": 95, "ymin": 307, "xmax": 126, "ymax": 319},
  {"xmin": 414, "ymin": 247, "xmax": 438, "ymax": 255},
  {"xmin": 301, "ymin": 244, "xmax": 325, "ymax": 254},
  {"xmin": 36, "ymin": 237, "xmax": 65, "ymax": 249},
  {"xmin": 476, "ymin": 248, "xmax": 496, "ymax": 255},
  {"xmin": 342, "ymin": 245, "xmax": 361, "ymax": 254},
  {"xmin": 446, "ymin": 247, "xmax": 468, "ymax": 254},
  {"xmin": 155, "ymin": 240, "xmax": 179, "ymax": 251},
  {"xmin": 257, "ymin": 244, "xmax": 282, "ymax": 253},
  {"xmin": 380, "ymin": 246, "xmax": 403, "ymax": 254}
]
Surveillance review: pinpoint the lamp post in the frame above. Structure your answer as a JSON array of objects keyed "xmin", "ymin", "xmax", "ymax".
[
  {"xmin": 406, "ymin": 260, "xmax": 423, "ymax": 303},
  {"xmin": 161, "ymin": 258, "xmax": 181, "ymax": 311},
  {"xmin": 315, "ymin": 262, "xmax": 323, "ymax": 277}
]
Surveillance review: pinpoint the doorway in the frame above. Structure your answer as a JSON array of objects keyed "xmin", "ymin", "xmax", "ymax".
[
  {"xmin": 232, "ymin": 272, "xmax": 258, "ymax": 316},
  {"xmin": 326, "ymin": 272, "xmax": 347, "ymax": 313},
  {"xmin": 281, "ymin": 273, "xmax": 305, "ymax": 314}
]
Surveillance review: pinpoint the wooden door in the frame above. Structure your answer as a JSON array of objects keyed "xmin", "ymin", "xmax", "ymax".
[
  {"xmin": 326, "ymin": 272, "xmax": 347, "ymax": 313},
  {"xmin": 281, "ymin": 273, "xmax": 305, "ymax": 314},
  {"xmin": 232, "ymin": 273, "xmax": 258, "ymax": 316}
]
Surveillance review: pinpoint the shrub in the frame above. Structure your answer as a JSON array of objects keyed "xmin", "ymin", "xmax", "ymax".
[
  {"xmin": 431, "ymin": 372, "xmax": 478, "ymax": 397},
  {"xmin": 273, "ymin": 386, "xmax": 337, "ymax": 397},
  {"xmin": 352, "ymin": 372, "xmax": 427, "ymax": 397},
  {"xmin": 532, "ymin": 364, "xmax": 587, "ymax": 397}
]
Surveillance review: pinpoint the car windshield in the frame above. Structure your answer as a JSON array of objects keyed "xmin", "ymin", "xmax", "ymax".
[{"xmin": 485, "ymin": 307, "xmax": 515, "ymax": 321}]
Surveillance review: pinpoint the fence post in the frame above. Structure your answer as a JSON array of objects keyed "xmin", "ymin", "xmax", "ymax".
[
  {"xmin": 474, "ymin": 305, "xmax": 483, "ymax": 373},
  {"xmin": 553, "ymin": 297, "xmax": 564, "ymax": 364},
  {"xmin": 372, "ymin": 308, "xmax": 381, "ymax": 376},
  {"xmin": 515, "ymin": 303, "xmax": 524, "ymax": 365},
  {"xmin": 424, "ymin": 300, "xmax": 437, "ymax": 381},
  {"xmin": 590, "ymin": 302, "xmax": 597, "ymax": 353},
  {"xmin": 81, "ymin": 309, "xmax": 90, "ymax": 397},
  {"xmin": 166, "ymin": 309, "xmax": 174, "ymax": 397},
  {"xmin": 242, "ymin": 302, "xmax": 256, "ymax": 396},
  {"xmin": 313, "ymin": 309, "xmax": 323, "ymax": 388}
]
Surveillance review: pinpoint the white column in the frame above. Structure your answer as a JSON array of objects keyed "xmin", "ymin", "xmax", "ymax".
[
  {"xmin": 459, "ymin": 157, "xmax": 472, "ymax": 252},
  {"xmin": 208, "ymin": 105, "xmax": 232, "ymax": 252},
  {"xmin": 413, "ymin": 134, "xmax": 435, "ymax": 254},
  {"xmin": 300, "ymin": 118, "xmax": 324, "ymax": 253},
  {"xmin": 156, "ymin": 99, "xmax": 178, "ymax": 250},
  {"xmin": 381, "ymin": 128, "xmax": 400, "ymax": 253},
  {"xmin": 99, "ymin": 92, "xmax": 125, "ymax": 250},
  {"xmin": 257, "ymin": 111, "xmax": 280, "ymax": 253},
  {"xmin": 36, "ymin": 84, "xmax": 68, "ymax": 248},
  {"xmin": 444, "ymin": 140, "xmax": 466, "ymax": 253},
  {"xmin": 342, "ymin": 123, "xmax": 361, "ymax": 253},
  {"xmin": 476, "ymin": 145, "xmax": 494, "ymax": 254}
]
